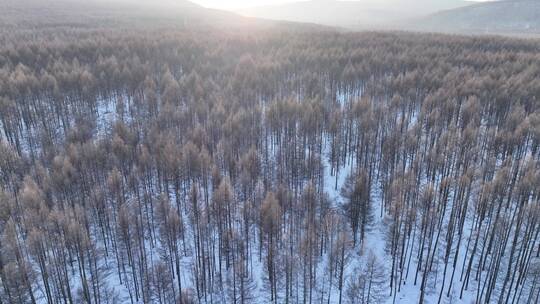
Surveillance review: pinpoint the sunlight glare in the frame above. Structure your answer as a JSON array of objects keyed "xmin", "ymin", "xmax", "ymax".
[{"xmin": 192, "ymin": 0, "xmax": 293, "ymax": 10}]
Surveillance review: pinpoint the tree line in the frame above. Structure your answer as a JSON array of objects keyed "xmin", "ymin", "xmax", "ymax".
[{"xmin": 0, "ymin": 25, "xmax": 540, "ymax": 304}]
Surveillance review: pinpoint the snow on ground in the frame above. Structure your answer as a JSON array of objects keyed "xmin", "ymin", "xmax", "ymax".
[
  {"xmin": 315, "ymin": 100, "xmax": 478, "ymax": 303},
  {"xmin": 97, "ymin": 95, "xmax": 117, "ymax": 137},
  {"xmin": 126, "ymin": 139, "xmax": 473, "ymax": 303},
  {"xmin": 50, "ymin": 96, "xmax": 485, "ymax": 304}
]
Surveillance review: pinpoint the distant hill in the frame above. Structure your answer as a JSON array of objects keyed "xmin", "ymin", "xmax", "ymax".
[
  {"xmin": 239, "ymin": 0, "xmax": 471, "ymax": 30},
  {"xmin": 0, "ymin": 0, "xmax": 262, "ymax": 30},
  {"xmin": 413, "ymin": 0, "xmax": 540, "ymax": 35}
]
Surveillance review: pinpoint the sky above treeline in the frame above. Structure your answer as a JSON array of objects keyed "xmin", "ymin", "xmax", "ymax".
[
  {"xmin": 193, "ymin": 0, "xmax": 290, "ymax": 10},
  {"xmin": 190, "ymin": 0, "xmax": 492, "ymax": 10}
]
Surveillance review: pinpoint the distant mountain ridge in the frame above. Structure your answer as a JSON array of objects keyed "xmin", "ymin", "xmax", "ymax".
[
  {"xmin": 0, "ymin": 0, "xmax": 261, "ymax": 30},
  {"xmin": 413, "ymin": 0, "xmax": 540, "ymax": 35},
  {"xmin": 3, "ymin": 0, "xmax": 538, "ymax": 36},
  {"xmin": 239, "ymin": 0, "xmax": 471, "ymax": 30}
]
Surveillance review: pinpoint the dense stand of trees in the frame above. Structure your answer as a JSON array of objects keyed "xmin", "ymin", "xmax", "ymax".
[{"xmin": 0, "ymin": 20, "xmax": 540, "ymax": 304}]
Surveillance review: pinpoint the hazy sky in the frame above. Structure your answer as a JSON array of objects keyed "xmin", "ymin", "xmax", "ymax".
[
  {"xmin": 191, "ymin": 0, "xmax": 491, "ymax": 10},
  {"xmin": 192, "ymin": 0, "xmax": 291, "ymax": 10}
]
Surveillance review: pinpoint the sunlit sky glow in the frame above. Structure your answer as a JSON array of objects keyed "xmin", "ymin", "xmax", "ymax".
[
  {"xmin": 191, "ymin": 0, "xmax": 292, "ymax": 10},
  {"xmin": 190, "ymin": 0, "xmax": 492, "ymax": 10}
]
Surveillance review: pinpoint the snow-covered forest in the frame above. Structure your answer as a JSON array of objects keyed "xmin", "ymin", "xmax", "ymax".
[{"xmin": 1, "ymin": 2, "xmax": 540, "ymax": 304}]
